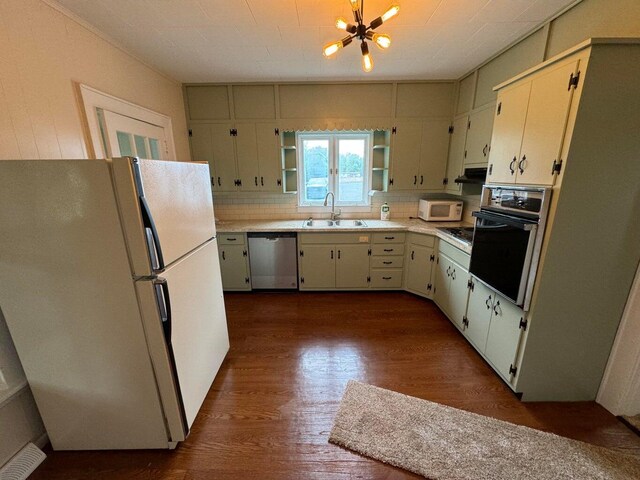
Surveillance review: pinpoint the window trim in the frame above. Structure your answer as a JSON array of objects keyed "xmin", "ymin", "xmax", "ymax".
[{"xmin": 296, "ymin": 131, "xmax": 373, "ymax": 207}]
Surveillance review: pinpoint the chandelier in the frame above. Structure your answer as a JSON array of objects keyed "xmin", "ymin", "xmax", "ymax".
[{"xmin": 322, "ymin": 0, "xmax": 400, "ymax": 73}]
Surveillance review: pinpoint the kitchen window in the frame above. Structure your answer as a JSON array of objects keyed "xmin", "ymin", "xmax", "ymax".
[{"xmin": 297, "ymin": 132, "xmax": 372, "ymax": 207}]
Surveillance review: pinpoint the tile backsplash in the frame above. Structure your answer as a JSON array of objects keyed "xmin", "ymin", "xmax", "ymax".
[{"xmin": 213, "ymin": 191, "xmax": 481, "ymax": 223}]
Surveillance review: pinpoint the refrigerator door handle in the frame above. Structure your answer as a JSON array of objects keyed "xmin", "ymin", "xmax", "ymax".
[
  {"xmin": 153, "ymin": 277, "xmax": 172, "ymax": 343},
  {"xmin": 139, "ymin": 195, "xmax": 165, "ymax": 272}
]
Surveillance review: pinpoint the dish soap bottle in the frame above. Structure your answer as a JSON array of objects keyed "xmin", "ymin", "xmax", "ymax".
[{"xmin": 380, "ymin": 202, "xmax": 390, "ymax": 221}]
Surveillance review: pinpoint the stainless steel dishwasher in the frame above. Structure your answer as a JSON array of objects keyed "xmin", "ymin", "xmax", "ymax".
[{"xmin": 247, "ymin": 232, "xmax": 298, "ymax": 289}]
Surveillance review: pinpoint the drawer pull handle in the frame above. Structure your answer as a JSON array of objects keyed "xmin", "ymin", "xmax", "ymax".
[
  {"xmin": 226, "ymin": 238, "xmax": 237, "ymax": 241},
  {"xmin": 384, "ymin": 248, "xmax": 393, "ymax": 252},
  {"xmin": 383, "ymin": 276, "xmax": 392, "ymax": 280},
  {"xmin": 383, "ymin": 261, "xmax": 392, "ymax": 265},
  {"xmin": 384, "ymin": 236, "xmax": 395, "ymax": 240}
]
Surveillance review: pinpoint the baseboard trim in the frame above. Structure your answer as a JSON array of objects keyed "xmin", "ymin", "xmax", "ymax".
[{"xmin": 34, "ymin": 433, "xmax": 50, "ymax": 450}]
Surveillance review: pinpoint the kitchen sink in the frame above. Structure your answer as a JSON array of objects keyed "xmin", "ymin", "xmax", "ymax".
[
  {"xmin": 302, "ymin": 219, "xmax": 367, "ymax": 228},
  {"xmin": 333, "ymin": 219, "xmax": 367, "ymax": 227}
]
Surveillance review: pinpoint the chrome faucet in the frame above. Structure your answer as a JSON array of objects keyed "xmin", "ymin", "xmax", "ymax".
[{"xmin": 323, "ymin": 192, "xmax": 341, "ymax": 220}]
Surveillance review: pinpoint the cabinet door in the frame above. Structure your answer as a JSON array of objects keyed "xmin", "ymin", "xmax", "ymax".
[
  {"xmin": 336, "ymin": 244, "xmax": 370, "ymax": 289},
  {"xmin": 300, "ymin": 245, "xmax": 336, "ymax": 289},
  {"xmin": 433, "ymin": 254, "xmax": 453, "ymax": 316},
  {"xmin": 189, "ymin": 124, "xmax": 215, "ymax": 187},
  {"xmin": 448, "ymin": 262, "xmax": 470, "ymax": 330},
  {"xmin": 516, "ymin": 60, "xmax": 578, "ymax": 186},
  {"xmin": 390, "ymin": 121, "xmax": 422, "ymax": 190},
  {"xmin": 235, "ymin": 123, "xmax": 260, "ymax": 192},
  {"xmin": 256, "ymin": 123, "xmax": 281, "ymax": 192},
  {"xmin": 211, "ymin": 123, "xmax": 237, "ymax": 192},
  {"xmin": 444, "ymin": 116, "xmax": 467, "ymax": 193},
  {"xmin": 486, "ymin": 83, "xmax": 531, "ymax": 184},
  {"xmin": 464, "ymin": 279, "xmax": 494, "ymax": 352},
  {"xmin": 405, "ymin": 244, "xmax": 434, "ymax": 296},
  {"xmin": 219, "ymin": 244, "xmax": 250, "ymax": 290},
  {"xmin": 484, "ymin": 295, "xmax": 525, "ymax": 381},
  {"xmin": 465, "ymin": 105, "xmax": 495, "ymax": 166},
  {"xmin": 418, "ymin": 119, "xmax": 450, "ymax": 190}
]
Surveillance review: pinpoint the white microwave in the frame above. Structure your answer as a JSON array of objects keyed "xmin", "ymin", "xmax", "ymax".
[{"xmin": 418, "ymin": 199, "xmax": 463, "ymax": 222}]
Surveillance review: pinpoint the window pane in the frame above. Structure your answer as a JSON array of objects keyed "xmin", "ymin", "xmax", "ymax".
[
  {"xmin": 302, "ymin": 139, "xmax": 329, "ymax": 202},
  {"xmin": 116, "ymin": 131, "xmax": 133, "ymax": 156},
  {"xmin": 134, "ymin": 135, "xmax": 149, "ymax": 158},
  {"xmin": 337, "ymin": 138, "xmax": 366, "ymax": 203},
  {"xmin": 149, "ymin": 138, "xmax": 161, "ymax": 160}
]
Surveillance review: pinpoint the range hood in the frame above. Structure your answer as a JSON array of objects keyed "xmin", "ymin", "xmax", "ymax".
[{"xmin": 454, "ymin": 167, "xmax": 487, "ymax": 185}]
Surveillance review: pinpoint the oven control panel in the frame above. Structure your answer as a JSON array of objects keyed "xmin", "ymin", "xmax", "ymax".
[{"xmin": 482, "ymin": 185, "xmax": 551, "ymax": 218}]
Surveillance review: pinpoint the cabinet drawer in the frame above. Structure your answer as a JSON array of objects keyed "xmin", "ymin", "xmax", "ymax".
[
  {"xmin": 372, "ymin": 232, "xmax": 406, "ymax": 244},
  {"xmin": 370, "ymin": 269, "xmax": 404, "ymax": 288},
  {"xmin": 438, "ymin": 239, "xmax": 470, "ymax": 269},
  {"xmin": 407, "ymin": 233, "xmax": 435, "ymax": 248},
  {"xmin": 218, "ymin": 233, "xmax": 246, "ymax": 245},
  {"xmin": 372, "ymin": 244, "xmax": 405, "ymax": 256},
  {"xmin": 371, "ymin": 256, "xmax": 404, "ymax": 269}
]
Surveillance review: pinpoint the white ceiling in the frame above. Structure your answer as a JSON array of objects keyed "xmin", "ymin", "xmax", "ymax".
[{"xmin": 54, "ymin": 0, "xmax": 577, "ymax": 82}]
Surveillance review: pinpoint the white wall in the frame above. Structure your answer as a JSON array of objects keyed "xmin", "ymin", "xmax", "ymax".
[{"xmin": 0, "ymin": 0, "xmax": 189, "ymax": 466}]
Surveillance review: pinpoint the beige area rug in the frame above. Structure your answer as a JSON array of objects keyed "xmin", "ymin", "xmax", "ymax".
[
  {"xmin": 624, "ymin": 415, "xmax": 640, "ymax": 432},
  {"xmin": 329, "ymin": 380, "xmax": 640, "ymax": 480}
]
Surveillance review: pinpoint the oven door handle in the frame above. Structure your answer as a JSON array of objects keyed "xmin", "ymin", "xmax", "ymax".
[{"xmin": 472, "ymin": 211, "xmax": 537, "ymax": 231}]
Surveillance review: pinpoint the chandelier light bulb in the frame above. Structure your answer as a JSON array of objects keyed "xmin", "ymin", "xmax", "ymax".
[
  {"xmin": 381, "ymin": 4, "xmax": 400, "ymax": 22},
  {"xmin": 361, "ymin": 41, "xmax": 374, "ymax": 72},
  {"xmin": 336, "ymin": 17, "xmax": 349, "ymax": 30},
  {"xmin": 323, "ymin": 41, "xmax": 343, "ymax": 57},
  {"xmin": 372, "ymin": 33, "xmax": 391, "ymax": 49},
  {"xmin": 349, "ymin": 0, "xmax": 361, "ymax": 12}
]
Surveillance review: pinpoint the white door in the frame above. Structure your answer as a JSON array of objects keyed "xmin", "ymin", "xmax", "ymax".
[
  {"xmin": 155, "ymin": 239, "xmax": 230, "ymax": 429},
  {"xmin": 101, "ymin": 109, "xmax": 168, "ymax": 159}
]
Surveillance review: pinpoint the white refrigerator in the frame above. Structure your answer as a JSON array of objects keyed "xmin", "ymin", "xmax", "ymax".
[{"xmin": 0, "ymin": 157, "xmax": 229, "ymax": 450}]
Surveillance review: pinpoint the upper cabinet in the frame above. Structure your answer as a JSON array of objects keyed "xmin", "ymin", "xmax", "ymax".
[
  {"xmin": 395, "ymin": 83, "xmax": 454, "ymax": 118},
  {"xmin": 390, "ymin": 83, "xmax": 454, "ymax": 191},
  {"xmin": 486, "ymin": 58, "xmax": 579, "ymax": 186},
  {"xmin": 185, "ymin": 86, "xmax": 231, "ymax": 120},
  {"xmin": 185, "ymin": 82, "xmax": 455, "ymax": 194},
  {"xmin": 390, "ymin": 119, "xmax": 450, "ymax": 191},
  {"xmin": 232, "ymin": 85, "xmax": 276, "ymax": 120},
  {"xmin": 464, "ymin": 105, "xmax": 495, "ymax": 167}
]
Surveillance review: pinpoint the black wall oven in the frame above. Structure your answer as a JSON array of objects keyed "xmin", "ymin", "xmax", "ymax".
[{"xmin": 469, "ymin": 185, "xmax": 552, "ymax": 311}]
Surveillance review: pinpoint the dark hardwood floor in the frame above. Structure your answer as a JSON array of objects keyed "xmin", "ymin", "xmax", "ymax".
[{"xmin": 32, "ymin": 292, "xmax": 640, "ymax": 479}]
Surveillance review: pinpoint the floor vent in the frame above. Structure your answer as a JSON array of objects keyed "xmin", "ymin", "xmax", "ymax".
[{"xmin": 0, "ymin": 443, "xmax": 46, "ymax": 480}]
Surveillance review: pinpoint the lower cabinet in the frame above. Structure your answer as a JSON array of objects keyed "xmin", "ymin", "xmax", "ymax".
[
  {"xmin": 299, "ymin": 245, "xmax": 336, "ymax": 289},
  {"xmin": 463, "ymin": 276, "xmax": 526, "ymax": 384},
  {"xmin": 336, "ymin": 244, "xmax": 371, "ymax": 289},
  {"xmin": 218, "ymin": 233, "xmax": 251, "ymax": 291},
  {"xmin": 404, "ymin": 233, "xmax": 436, "ymax": 297},
  {"xmin": 484, "ymin": 294, "xmax": 526, "ymax": 382},
  {"xmin": 433, "ymin": 241, "xmax": 471, "ymax": 329},
  {"xmin": 298, "ymin": 234, "xmax": 371, "ymax": 290},
  {"xmin": 463, "ymin": 278, "xmax": 494, "ymax": 352}
]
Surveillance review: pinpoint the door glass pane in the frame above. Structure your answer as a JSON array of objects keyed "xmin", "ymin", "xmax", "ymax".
[
  {"xmin": 149, "ymin": 138, "xmax": 161, "ymax": 160},
  {"xmin": 302, "ymin": 139, "xmax": 329, "ymax": 202},
  {"xmin": 116, "ymin": 131, "xmax": 133, "ymax": 156},
  {"xmin": 337, "ymin": 138, "xmax": 366, "ymax": 203},
  {"xmin": 134, "ymin": 135, "xmax": 149, "ymax": 158}
]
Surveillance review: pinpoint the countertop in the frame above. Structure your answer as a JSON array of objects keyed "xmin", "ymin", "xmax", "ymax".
[{"xmin": 215, "ymin": 218, "xmax": 473, "ymax": 254}]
